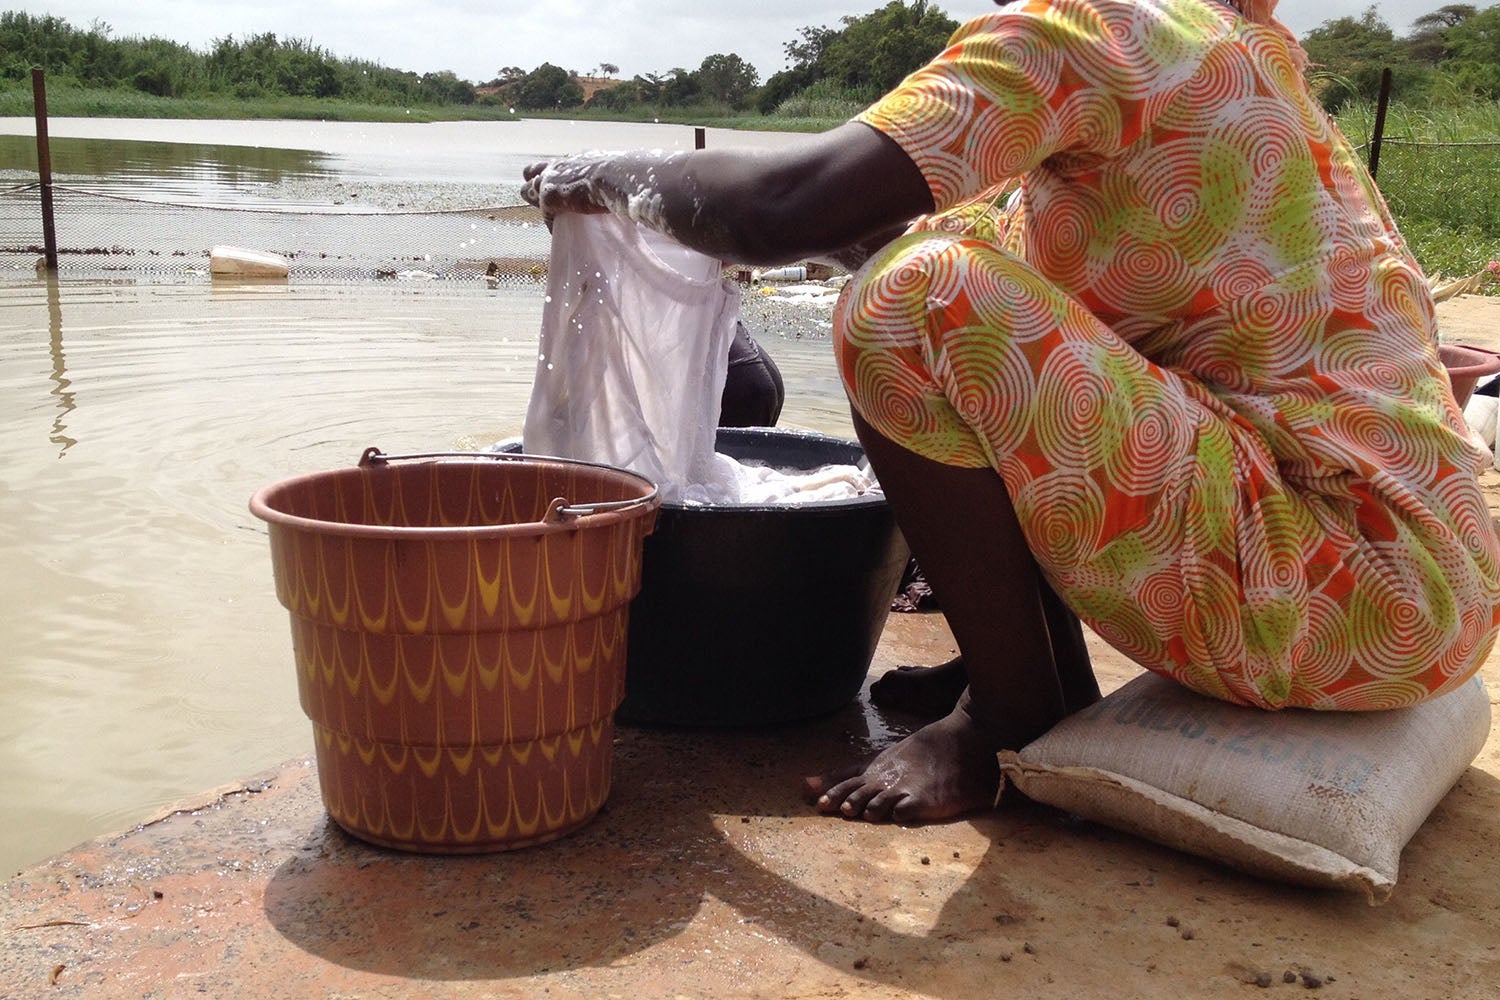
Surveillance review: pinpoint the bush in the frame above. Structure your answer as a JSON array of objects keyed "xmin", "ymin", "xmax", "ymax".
[{"xmin": 771, "ymin": 77, "xmax": 873, "ymax": 119}]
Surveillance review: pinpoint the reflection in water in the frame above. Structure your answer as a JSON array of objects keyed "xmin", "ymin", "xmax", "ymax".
[
  {"xmin": 44, "ymin": 274, "xmax": 76, "ymax": 454},
  {"xmin": 0, "ymin": 117, "xmax": 805, "ymax": 211},
  {"xmin": 0, "ymin": 133, "xmax": 334, "ymax": 208},
  {"xmin": 0, "ymin": 118, "xmax": 807, "ymax": 280},
  {"xmin": 0, "ymin": 133, "xmax": 330, "ymax": 177}
]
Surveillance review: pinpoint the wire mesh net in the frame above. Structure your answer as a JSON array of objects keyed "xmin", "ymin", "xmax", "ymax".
[
  {"xmin": 0, "ymin": 183, "xmax": 554, "ymax": 284},
  {"xmin": 1371, "ymin": 140, "xmax": 1500, "ymax": 234}
]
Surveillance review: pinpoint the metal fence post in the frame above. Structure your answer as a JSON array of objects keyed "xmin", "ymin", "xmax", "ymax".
[
  {"xmin": 1369, "ymin": 66, "xmax": 1393, "ymax": 182},
  {"xmin": 31, "ymin": 67, "xmax": 59, "ymax": 272}
]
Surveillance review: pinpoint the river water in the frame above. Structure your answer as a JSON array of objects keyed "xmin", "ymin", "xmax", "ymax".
[
  {"xmin": 0, "ymin": 117, "xmax": 855, "ymax": 875},
  {"xmin": 0, "ymin": 116, "xmax": 801, "ymax": 209}
]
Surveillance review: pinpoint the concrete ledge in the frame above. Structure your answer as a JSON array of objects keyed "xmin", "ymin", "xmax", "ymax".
[{"xmin": 5, "ymin": 614, "xmax": 1499, "ymax": 998}]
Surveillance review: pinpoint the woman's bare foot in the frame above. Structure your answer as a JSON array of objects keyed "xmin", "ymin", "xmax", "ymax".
[
  {"xmin": 868, "ymin": 655, "xmax": 968, "ymax": 719},
  {"xmin": 803, "ymin": 695, "xmax": 1042, "ymax": 824}
]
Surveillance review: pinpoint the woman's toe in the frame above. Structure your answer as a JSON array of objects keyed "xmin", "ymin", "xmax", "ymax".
[
  {"xmin": 859, "ymin": 786, "xmax": 910, "ymax": 823},
  {"xmin": 802, "ymin": 765, "xmax": 863, "ymax": 806}
]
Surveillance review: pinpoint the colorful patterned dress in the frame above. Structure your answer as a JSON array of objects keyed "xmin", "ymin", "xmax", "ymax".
[{"xmin": 835, "ymin": 0, "xmax": 1500, "ymax": 709}]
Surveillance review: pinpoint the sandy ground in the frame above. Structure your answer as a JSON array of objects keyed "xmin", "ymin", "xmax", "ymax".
[
  {"xmin": 1441, "ymin": 294, "xmax": 1500, "ymax": 521},
  {"xmin": 1436, "ymin": 291, "xmax": 1500, "ymax": 351},
  {"xmin": 2, "ymin": 613, "xmax": 1497, "ymax": 999},
  {"xmin": 1, "ymin": 295, "xmax": 1497, "ymax": 999}
]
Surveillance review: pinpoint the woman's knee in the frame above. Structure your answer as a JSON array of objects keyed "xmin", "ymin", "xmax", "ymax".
[
  {"xmin": 833, "ymin": 234, "xmax": 1035, "ymax": 468},
  {"xmin": 834, "ymin": 233, "xmax": 1092, "ymax": 381},
  {"xmin": 836, "ymin": 234, "xmax": 1020, "ymax": 341}
]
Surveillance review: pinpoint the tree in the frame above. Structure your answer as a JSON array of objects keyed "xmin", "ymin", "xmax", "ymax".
[
  {"xmin": 659, "ymin": 67, "xmax": 700, "ymax": 105},
  {"xmin": 1440, "ymin": 4, "xmax": 1500, "ymax": 96},
  {"xmin": 1415, "ymin": 3, "xmax": 1479, "ymax": 28},
  {"xmin": 821, "ymin": 0, "xmax": 958, "ymax": 94},
  {"xmin": 0, "ymin": 10, "xmax": 483, "ymax": 106},
  {"xmin": 784, "ymin": 24, "xmax": 837, "ymax": 72},
  {"xmin": 1407, "ymin": 3, "xmax": 1477, "ymax": 62},
  {"xmin": 1301, "ymin": 7, "xmax": 1421, "ymax": 110},
  {"xmin": 76, "ymin": 18, "xmax": 126, "ymax": 87},
  {"xmin": 757, "ymin": 67, "xmax": 811, "ymax": 113},
  {"xmin": 695, "ymin": 52, "xmax": 758, "ymax": 109},
  {"xmin": 420, "ymin": 69, "xmax": 475, "ymax": 105},
  {"xmin": 588, "ymin": 77, "xmax": 640, "ymax": 110},
  {"xmin": 599, "ymin": 62, "xmax": 619, "ymax": 78},
  {"xmin": 514, "ymin": 62, "xmax": 583, "ymax": 109},
  {"xmin": 1, "ymin": 11, "xmax": 81, "ymax": 81},
  {"xmin": 754, "ymin": 1, "xmax": 959, "ymax": 112},
  {"xmin": 271, "ymin": 37, "xmax": 341, "ymax": 98},
  {"xmin": 125, "ymin": 37, "xmax": 204, "ymax": 97},
  {"xmin": 635, "ymin": 71, "xmax": 665, "ymax": 103}
]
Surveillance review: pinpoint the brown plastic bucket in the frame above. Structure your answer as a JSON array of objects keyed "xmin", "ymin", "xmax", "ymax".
[
  {"xmin": 1438, "ymin": 343, "xmax": 1500, "ymax": 408},
  {"xmin": 250, "ymin": 447, "xmax": 660, "ymax": 853}
]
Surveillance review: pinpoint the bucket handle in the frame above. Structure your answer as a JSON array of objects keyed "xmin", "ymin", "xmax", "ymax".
[{"xmin": 358, "ymin": 447, "xmax": 660, "ymax": 520}]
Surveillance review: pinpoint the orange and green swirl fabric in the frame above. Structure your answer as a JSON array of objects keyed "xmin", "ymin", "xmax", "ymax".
[{"xmin": 837, "ymin": 0, "xmax": 1500, "ymax": 710}]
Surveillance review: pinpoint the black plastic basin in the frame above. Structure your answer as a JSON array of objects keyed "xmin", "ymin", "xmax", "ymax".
[{"xmin": 501, "ymin": 427, "xmax": 909, "ymax": 726}]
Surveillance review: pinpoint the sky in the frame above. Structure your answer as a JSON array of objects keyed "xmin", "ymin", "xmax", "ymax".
[{"xmin": 8, "ymin": 0, "xmax": 1465, "ymax": 85}]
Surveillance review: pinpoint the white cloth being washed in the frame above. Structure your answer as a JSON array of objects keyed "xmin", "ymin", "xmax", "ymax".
[{"xmin": 524, "ymin": 214, "xmax": 874, "ymax": 505}]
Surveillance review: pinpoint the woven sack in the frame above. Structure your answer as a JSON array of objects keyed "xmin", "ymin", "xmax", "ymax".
[{"xmin": 998, "ymin": 672, "xmax": 1491, "ymax": 903}]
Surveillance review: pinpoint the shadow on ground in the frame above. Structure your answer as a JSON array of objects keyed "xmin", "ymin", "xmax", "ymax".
[{"xmin": 262, "ymin": 698, "xmax": 983, "ymax": 984}]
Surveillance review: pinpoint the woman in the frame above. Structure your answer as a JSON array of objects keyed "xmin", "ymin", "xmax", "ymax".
[{"xmin": 522, "ymin": 0, "xmax": 1500, "ymax": 824}]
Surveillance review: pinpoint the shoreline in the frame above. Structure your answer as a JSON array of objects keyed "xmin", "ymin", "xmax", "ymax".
[{"xmin": 0, "ymin": 88, "xmax": 833, "ymax": 131}]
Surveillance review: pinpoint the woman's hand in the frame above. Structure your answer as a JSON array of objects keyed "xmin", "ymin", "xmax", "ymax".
[{"xmin": 520, "ymin": 155, "xmax": 615, "ymax": 219}]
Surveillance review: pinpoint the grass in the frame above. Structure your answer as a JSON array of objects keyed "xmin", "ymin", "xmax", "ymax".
[
  {"xmin": 0, "ymin": 83, "xmax": 859, "ymax": 133},
  {"xmin": 1336, "ymin": 100, "xmax": 1500, "ymax": 283}
]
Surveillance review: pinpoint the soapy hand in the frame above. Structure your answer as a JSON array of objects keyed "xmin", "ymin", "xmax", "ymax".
[
  {"xmin": 521, "ymin": 155, "xmax": 613, "ymax": 221},
  {"xmin": 522, "ymin": 150, "xmax": 684, "ymax": 237}
]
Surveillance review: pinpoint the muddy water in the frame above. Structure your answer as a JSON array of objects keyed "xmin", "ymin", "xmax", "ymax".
[
  {"xmin": 0, "ymin": 116, "xmax": 803, "ymax": 210},
  {"xmin": 0, "ymin": 118, "xmax": 856, "ymax": 876}
]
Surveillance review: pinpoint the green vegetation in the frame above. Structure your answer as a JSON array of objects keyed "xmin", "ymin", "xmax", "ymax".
[
  {"xmin": 0, "ymin": 85, "xmax": 518, "ymax": 122},
  {"xmin": 754, "ymin": 1, "xmax": 958, "ymax": 113},
  {"xmin": 0, "ymin": 2, "xmax": 955, "ymax": 124},
  {"xmin": 1334, "ymin": 100, "xmax": 1500, "ymax": 277},
  {"xmin": 5, "ymin": 1, "xmax": 1500, "ymax": 121},
  {"xmin": 0, "ymin": 11, "xmax": 479, "ymax": 107},
  {"xmin": 510, "ymin": 1, "xmax": 954, "ymax": 118},
  {"xmin": 1303, "ymin": 4, "xmax": 1500, "ymax": 111},
  {"xmin": 1300, "ymin": 4, "xmax": 1500, "ymax": 281}
]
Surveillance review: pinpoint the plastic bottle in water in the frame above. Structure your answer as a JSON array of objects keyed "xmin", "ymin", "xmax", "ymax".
[{"xmin": 753, "ymin": 265, "xmax": 808, "ymax": 283}]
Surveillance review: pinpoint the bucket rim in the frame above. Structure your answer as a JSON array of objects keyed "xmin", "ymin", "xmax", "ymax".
[
  {"xmin": 1438, "ymin": 342, "xmax": 1500, "ymax": 379},
  {"xmin": 492, "ymin": 426, "xmax": 889, "ymax": 513},
  {"xmin": 249, "ymin": 448, "xmax": 661, "ymax": 540}
]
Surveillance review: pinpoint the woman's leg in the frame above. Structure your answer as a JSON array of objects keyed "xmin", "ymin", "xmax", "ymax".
[
  {"xmin": 1043, "ymin": 579, "xmax": 1102, "ymax": 712},
  {"xmin": 870, "ymin": 580, "xmax": 1096, "ymax": 721},
  {"xmin": 718, "ymin": 321, "xmax": 785, "ymax": 427},
  {"xmin": 804, "ymin": 410, "xmax": 1096, "ymax": 823},
  {"xmin": 868, "ymin": 656, "xmax": 969, "ymax": 718},
  {"xmin": 808, "ymin": 230, "xmax": 1198, "ymax": 821}
]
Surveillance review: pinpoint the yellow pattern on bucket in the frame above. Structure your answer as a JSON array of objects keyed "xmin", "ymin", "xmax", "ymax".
[{"xmin": 251, "ymin": 449, "xmax": 659, "ymax": 852}]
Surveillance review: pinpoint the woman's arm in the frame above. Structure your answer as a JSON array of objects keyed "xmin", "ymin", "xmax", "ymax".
[{"xmin": 521, "ymin": 121, "xmax": 934, "ymax": 267}]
